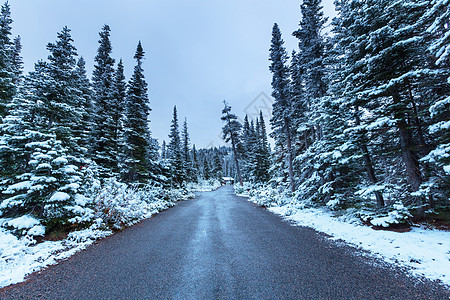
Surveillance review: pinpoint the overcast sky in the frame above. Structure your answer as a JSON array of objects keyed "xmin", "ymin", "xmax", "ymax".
[{"xmin": 9, "ymin": 0, "xmax": 336, "ymax": 149}]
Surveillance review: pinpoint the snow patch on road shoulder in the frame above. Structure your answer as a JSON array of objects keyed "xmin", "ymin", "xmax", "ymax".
[{"xmin": 0, "ymin": 225, "xmax": 111, "ymax": 289}]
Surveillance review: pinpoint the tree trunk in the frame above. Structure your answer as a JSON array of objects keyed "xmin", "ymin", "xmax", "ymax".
[
  {"xmin": 361, "ymin": 143, "xmax": 385, "ymax": 207},
  {"xmin": 355, "ymin": 108, "xmax": 384, "ymax": 207},
  {"xmin": 285, "ymin": 117, "xmax": 295, "ymax": 193},
  {"xmin": 231, "ymin": 136, "xmax": 243, "ymax": 186},
  {"xmin": 397, "ymin": 119, "xmax": 422, "ymax": 191},
  {"xmin": 406, "ymin": 80, "xmax": 428, "ymax": 155}
]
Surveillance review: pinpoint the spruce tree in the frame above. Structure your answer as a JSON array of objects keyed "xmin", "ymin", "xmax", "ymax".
[
  {"xmin": 191, "ymin": 144, "xmax": 199, "ymax": 182},
  {"xmin": 182, "ymin": 118, "xmax": 193, "ymax": 182},
  {"xmin": 203, "ymin": 158, "xmax": 211, "ymax": 180},
  {"xmin": 167, "ymin": 106, "xmax": 184, "ymax": 186},
  {"xmin": 0, "ymin": 1, "xmax": 14, "ymax": 119},
  {"xmin": 74, "ymin": 56, "xmax": 93, "ymax": 153},
  {"xmin": 330, "ymin": 0, "xmax": 385, "ymax": 207},
  {"xmin": 91, "ymin": 25, "xmax": 117, "ymax": 177},
  {"xmin": 112, "ymin": 58, "xmax": 126, "ymax": 172},
  {"xmin": 269, "ymin": 23, "xmax": 294, "ymax": 192},
  {"xmin": 255, "ymin": 111, "xmax": 271, "ymax": 183},
  {"xmin": 23, "ymin": 27, "xmax": 84, "ymax": 154},
  {"xmin": 161, "ymin": 140, "xmax": 167, "ymax": 159},
  {"xmin": 10, "ymin": 35, "xmax": 22, "ymax": 86},
  {"xmin": 122, "ymin": 41, "xmax": 151, "ymax": 183}
]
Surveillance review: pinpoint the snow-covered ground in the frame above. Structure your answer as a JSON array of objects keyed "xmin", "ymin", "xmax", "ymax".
[
  {"xmin": 240, "ymin": 189, "xmax": 450, "ymax": 286},
  {"xmin": 0, "ymin": 180, "xmax": 221, "ymax": 289},
  {"xmin": 0, "ymin": 224, "xmax": 111, "ymax": 289}
]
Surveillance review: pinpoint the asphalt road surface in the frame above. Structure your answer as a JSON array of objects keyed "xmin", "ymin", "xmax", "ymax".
[{"xmin": 1, "ymin": 186, "xmax": 449, "ymax": 299}]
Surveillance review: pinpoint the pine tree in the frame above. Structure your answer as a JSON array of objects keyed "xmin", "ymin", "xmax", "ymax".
[
  {"xmin": 330, "ymin": 0, "xmax": 385, "ymax": 207},
  {"xmin": 203, "ymin": 158, "xmax": 211, "ymax": 180},
  {"xmin": 73, "ymin": 56, "xmax": 93, "ymax": 153},
  {"xmin": 212, "ymin": 153, "xmax": 223, "ymax": 179},
  {"xmin": 269, "ymin": 23, "xmax": 294, "ymax": 192},
  {"xmin": 191, "ymin": 144, "xmax": 199, "ymax": 182},
  {"xmin": 182, "ymin": 118, "xmax": 193, "ymax": 182},
  {"xmin": 23, "ymin": 27, "xmax": 85, "ymax": 154},
  {"xmin": 221, "ymin": 101, "xmax": 243, "ymax": 185},
  {"xmin": 110, "ymin": 59, "xmax": 127, "ymax": 168},
  {"xmin": 10, "ymin": 35, "xmax": 22, "ymax": 86},
  {"xmin": 167, "ymin": 106, "xmax": 184, "ymax": 186},
  {"xmin": 293, "ymin": 0, "xmax": 327, "ymax": 103},
  {"xmin": 0, "ymin": 1, "xmax": 15, "ymax": 119},
  {"xmin": 254, "ymin": 111, "xmax": 271, "ymax": 183},
  {"xmin": 161, "ymin": 140, "xmax": 167, "ymax": 159},
  {"xmin": 91, "ymin": 25, "xmax": 117, "ymax": 177},
  {"xmin": 419, "ymin": 0, "xmax": 450, "ymax": 205},
  {"xmin": 122, "ymin": 41, "xmax": 151, "ymax": 183}
]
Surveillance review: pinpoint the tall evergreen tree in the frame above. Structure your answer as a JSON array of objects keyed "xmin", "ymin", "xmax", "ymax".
[
  {"xmin": 161, "ymin": 140, "xmax": 167, "ymax": 160},
  {"xmin": 182, "ymin": 118, "xmax": 193, "ymax": 182},
  {"xmin": 22, "ymin": 27, "xmax": 85, "ymax": 155},
  {"xmin": 331, "ymin": 0, "xmax": 385, "ymax": 207},
  {"xmin": 221, "ymin": 101, "xmax": 243, "ymax": 186},
  {"xmin": 74, "ymin": 56, "xmax": 93, "ymax": 153},
  {"xmin": 254, "ymin": 111, "xmax": 271, "ymax": 183},
  {"xmin": 191, "ymin": 144, "xmax": 199, "ymax": 182},
  {"xmin": 269, "ymin": 23, "xmax": 295, "ymax": 192},
  {"xmin": 112, "ymin": 58, "xmax": 126, "ymax": 165},
  {"xmin": 122, "ymin": 41, "xmax": 151, "ymax": 183},
  {"xmin": 91, "ymin": 25, "xmax": 117, "ymax": 177},
  {"xmin": 167, "ymin": 106, "xmax": 184, "ymax": 186},
  {"xmin": 10, "ymin": 35, "xmax": 22, "ymax": 86},
  {"xmin": 0, "ymin": 1, "xmax": 14, "ymax": 119}
]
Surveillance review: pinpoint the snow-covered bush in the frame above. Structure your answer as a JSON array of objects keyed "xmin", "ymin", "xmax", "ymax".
[
  {"xmin": 354, "ymin": 201, "xmax": 412, "ymax": 228},
  {"xmin": 0, "ymin": 136, "xmax": 99, "ymax": 234},
  {"xmin": 186, "ymin": 179, "xmax": 221, "ymax": 192},
  {"xmin": 241, "ymin": 184, "xmax": 291, "ymax": 208},
  {"xmin": 92, "ymin": 179, "xmax": 176, "ymax": 229},
  {"xmin": 233, "ymin": 182, "xmax": 254, "ymax": 197}
]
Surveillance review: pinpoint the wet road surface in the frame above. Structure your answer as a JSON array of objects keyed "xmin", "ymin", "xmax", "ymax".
[{"xmin": 1, "ymin": 186, "xmax": 449, "ymax": 299}]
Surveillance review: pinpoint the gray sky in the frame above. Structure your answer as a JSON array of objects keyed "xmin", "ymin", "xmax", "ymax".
[{"xmin": 9, "ymin": 0, "xmax": 336, "ymax": 149}]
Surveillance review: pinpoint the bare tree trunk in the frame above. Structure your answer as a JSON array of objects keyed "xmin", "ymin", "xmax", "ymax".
[
  {"xmin": 354, "ymin": 109, "xmax": 384, "ymax": 207},
  {"xmin": 285, "ymin": 118, "xmax": 295, "ymax": 193}
]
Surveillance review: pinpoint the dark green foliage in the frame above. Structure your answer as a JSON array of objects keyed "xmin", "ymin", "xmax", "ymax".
[
  {"xmin": 167, "ymin": 106, "xmax": 185, "ymax": 186},
  {"xmin": 269, "ymin": 23, "xmax": 295, "ymax": 192},
  {"xmin": 122, "ymin": 42, "xmax": 151, "ymax": 183},
  {"xmin": 0, "ymin": 1, "xmax": 14, "ymax": 119},
  {"xmin": 91, "ymin": 25, "xmax": 118, "ymax": 177}
]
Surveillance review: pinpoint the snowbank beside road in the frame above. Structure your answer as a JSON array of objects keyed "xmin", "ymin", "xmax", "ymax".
[{"xmin": 0, "ymin": 224, "xmax": 111, "ymax": 289}]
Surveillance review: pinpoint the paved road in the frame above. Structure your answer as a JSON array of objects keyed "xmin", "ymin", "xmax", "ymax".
[{"xmin": 1, "ymin": 186, "xmax": 449, "ymax": 299}]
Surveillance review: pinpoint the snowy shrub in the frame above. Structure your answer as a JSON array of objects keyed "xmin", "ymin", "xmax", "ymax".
[
  {"xmin": 186, "ymin": 179, "xmax": 221, "ymax": 192},
  {"xmin": 353, "ymin": 201, "xmax": 412, "ymax": 228},
  {"xmin": 92, "ymin": 179, "xmax": 178, "ymax": 230},
  {"xmin": 234, "ymin": 182, "xmax": 254, "ymax": 197},
  {"xmin": 246, "ymin": 185, "xmax": 291, "ymax": 208}
]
